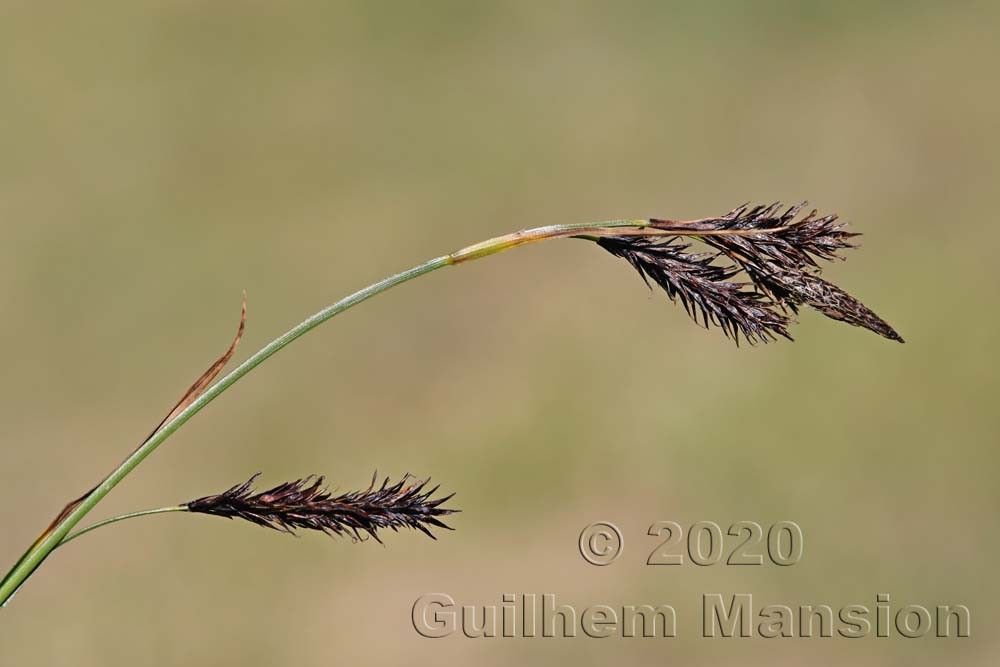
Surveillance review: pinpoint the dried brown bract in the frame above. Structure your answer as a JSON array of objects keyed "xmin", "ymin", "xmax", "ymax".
[
  {"xmin": 185, "ymin": 473, "xmax": 457, "ymax": 542},
  {"xmin": 599, "ymin": 202, "xmax": 903, "ymax": 344}
]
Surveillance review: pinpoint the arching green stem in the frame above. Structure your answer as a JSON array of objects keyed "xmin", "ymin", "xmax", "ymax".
[{"xmin": 0, "ymin": 218, "xmax": 655, "ymax": 608}]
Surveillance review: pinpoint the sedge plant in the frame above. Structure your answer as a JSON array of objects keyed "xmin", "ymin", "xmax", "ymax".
[{"xmin": 0, "ymin": 202, "xmax": 902, "ymax": 608}]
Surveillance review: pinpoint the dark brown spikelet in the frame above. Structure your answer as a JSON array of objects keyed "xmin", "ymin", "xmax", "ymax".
[
  {"xmin": 653, "ymin": 202, "xmax": 859, "ymax": 269},
  {"xmin": 597, "ymin": 235, "xmax": 791, "ymax": 345},
  {"xmin": 773, "ymin": 271, "xmax": 904, "ymax": 342},
  {"xmin": 602, "ymin": 202, "xmax": 903, "ymax": 344},
  {"xmin": 185, "ymin": 473, "xmax": 458, "ymax": 542}
]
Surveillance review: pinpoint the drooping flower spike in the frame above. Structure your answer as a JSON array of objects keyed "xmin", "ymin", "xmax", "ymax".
[{"xmin": 596, "ymin": 202, "xmax": 902, "ymax": 344}]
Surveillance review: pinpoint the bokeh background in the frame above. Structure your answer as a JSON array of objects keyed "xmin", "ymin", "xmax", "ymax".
[{"xmin": 1, "ymin": 2, "xmax": 996, "ymax": 665}]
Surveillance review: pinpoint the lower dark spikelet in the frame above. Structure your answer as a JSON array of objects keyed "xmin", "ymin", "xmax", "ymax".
[
  {"xmin": 597, "ymin": 235, "xmax": 792, "ymax": 345},
  {"xmin": 185, "ymin": 473, "xmax": 458, "ymax": 542}
]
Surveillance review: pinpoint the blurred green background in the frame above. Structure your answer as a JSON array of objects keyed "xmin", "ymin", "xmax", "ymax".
[{"xmin": 1, "ymin": 2, "xmax": 996, "ymax": 665}]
